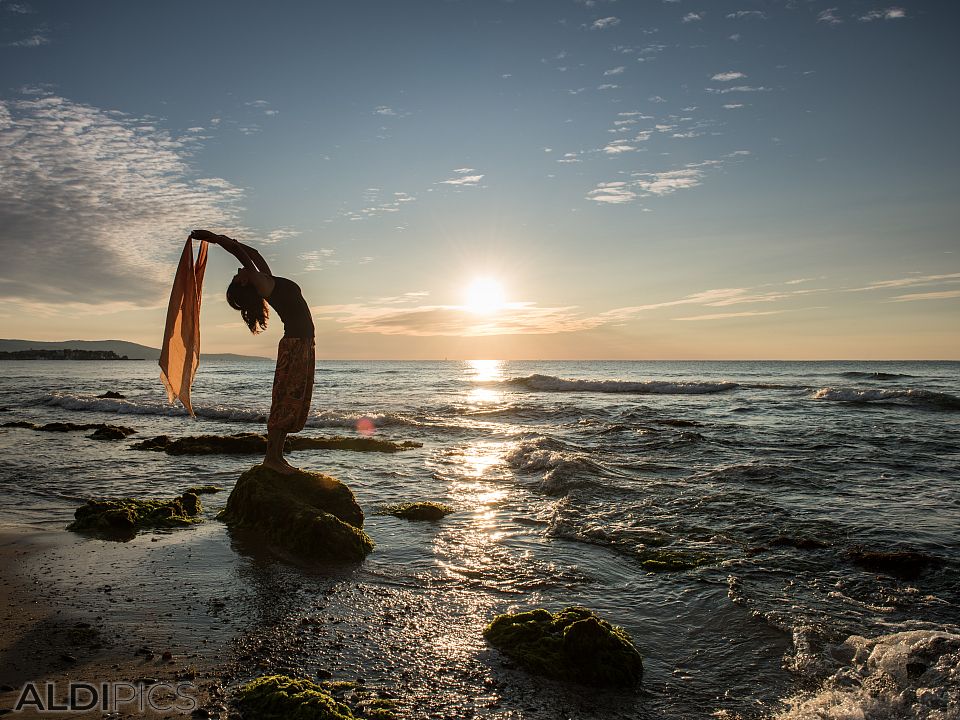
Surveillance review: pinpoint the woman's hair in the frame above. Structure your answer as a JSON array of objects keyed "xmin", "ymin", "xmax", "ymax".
[{"xmin": 226, "ymin": 279, "xmax": 269, "ymax": 334}]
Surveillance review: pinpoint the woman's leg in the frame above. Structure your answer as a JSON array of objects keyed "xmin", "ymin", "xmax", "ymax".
[{"xmin": 264, "ymin": 337, "xmax": 314, "ymax": 474}]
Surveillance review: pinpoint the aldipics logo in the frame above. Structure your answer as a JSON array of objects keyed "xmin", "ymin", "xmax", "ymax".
[{"xmin": 10, "ymin": 681, "xmax": 198, "ymax": 713}]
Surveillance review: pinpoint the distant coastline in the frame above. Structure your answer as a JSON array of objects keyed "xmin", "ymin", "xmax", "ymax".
[
  {"xmin": 0, "ymin": 338, "xmax": 269, "ymax": 362},
  {"xmin": 0, "ymin": 349, "xmax": 142, "ymax": 361}
]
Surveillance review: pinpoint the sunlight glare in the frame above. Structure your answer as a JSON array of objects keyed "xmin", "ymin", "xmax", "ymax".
[{"xmin": 464, "ymin": 277, "xmax": 506, "ymax": 314}]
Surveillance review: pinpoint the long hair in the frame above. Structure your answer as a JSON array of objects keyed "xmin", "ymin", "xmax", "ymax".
[{"xmin": 226, "ymin": 279, "xmax": 269, "ymax": 334}]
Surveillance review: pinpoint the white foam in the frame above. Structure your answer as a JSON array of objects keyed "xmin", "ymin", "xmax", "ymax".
[
  {"xmin": 36, "ymin": 392, "xmax": 420, "ymax": 428},
  {"xmin": 775, "ymin": 630, "xmax": 960, "ymax": 719},
  {"xmin": 504, "ymin": 437, "xmax": 598, "ymax": 494},
  {"xmin": 505, "ymin": 374, "xmax": 739, "ymax": 395}
]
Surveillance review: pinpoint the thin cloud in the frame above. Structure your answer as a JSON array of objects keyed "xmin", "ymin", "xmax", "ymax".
[
  {"xmin": 860, "ymin": 7, "xmax": 906, "ymax": 21},
  {"xmin": 374, "ymin": 105, "xmax": 396, "ymax": 116},
  {"xmin": 726, "ymin": 10, "xmax": 766, "ymax": 20},
  {"xmin": 817, "ymin": 8, "xmax": 843, "ymax": 25},
  {"xmin": 439, "ymin": 169, "xmax": 485, "ymax": 187},
  {"xmin": 591, "ymin": 16, "xmax": 621, "ymax": 30},
  {"xmin": 297, "ymin": 249, "xmax": 338, "ymax": 273},
  {"xmin": 0, "ymin": 94, "xmax": 249, "ymax": 308},
  {"xmin": 675, "ymin": 310, "xmax": 783, "ymax": 321},
  {"xmin": 6, "ymin": 28, "xmax": 48, "ymax": 46},
  {"xmin": 712, "ymin": 71, "xmax": 746, "ymax": 82},
  {"xmin": 848, "ymin": 272, "xmax": 960, "ymax": 292},
  {"xmin": 890, "ymin": 290, "xmax": 960, "ymax": 302},
  {"xmin": 682, "ymin": 12, "xmax": 703, "ymax": 23},
  {"xmin": 604, "ymin": 66, "xmax": 626, "ymax": 76},
  {"xmin": 706, "ymin": 85, "xmax": 770, "ymax": 94}
]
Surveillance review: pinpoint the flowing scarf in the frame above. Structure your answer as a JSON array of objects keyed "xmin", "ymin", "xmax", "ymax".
[{"xmin": 159, "ymin": 237, "xmax": 209, "ymax": 417}]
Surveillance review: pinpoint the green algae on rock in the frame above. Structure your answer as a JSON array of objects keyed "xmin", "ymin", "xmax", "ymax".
[
  {"xmin": 132, "ymin": 433, "xmax": 421, "ymax": 455},
  {"xmin": 219, "ymin": 465, "xmax": 373, "ymax": 562},
  {"xmin": 483, "ymin": 606, "xmax": 643, "ymax": 687},
  {"xmin": 379, "ymin": 501, "xmax": 454, "ymax": 521},
  {"xmin": 236, "ymin": 675, "xmax": 398, "ymax": 720},
  {"xmin": 67, "ymin": 492, "xmax": 203, "ymax": 540},
  {"xmin": 236, "ymin": 676, "xmax": 356, "ymax": 720},
  {"xmin": 635, "ymin": 547, "xmax": 715, "ymax": 572},
  {"xmin": 185, "ymin": 485, "xmax": 223, "ymax": 495}
]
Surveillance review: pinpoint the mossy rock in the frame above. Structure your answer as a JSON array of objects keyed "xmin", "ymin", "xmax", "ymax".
[
  {"xmin": 185, "ymin": 485, "xmax": 223, "ymax": 495},
  {"xmin": 219, "ymin": 465, "xmax": 373, "ymax": 563},
  {"xmin": 132, "ymin": 433, "xmax": 420, "ymax": 455},
  {"xmin": 483, "ymin": 606, "xmax": 643, "ymax": 687},
  {"xmin": 635, "ymin": 548, "xmax": 715, "ymax": 572},
  {"xmin": 67, "ymin": 492, "xmax": 202, "ymax": 540},
  {"xmin": 380, "ymin": 501, "xmax": 454, "ymax": 521},
  {"xmin": 236, "ymin": 675, "xmax": 356, "ymax": 720}
]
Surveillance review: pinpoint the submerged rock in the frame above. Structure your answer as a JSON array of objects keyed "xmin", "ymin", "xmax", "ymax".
[
  {"xmin": 484, "ymin": 606, "xmax": 643, "ymax": 687},
  {"xmin": 185, "ymin": 485, "xmax": 223, "ymax": 495},
  {"xmin": 219, "ymin": 465, "xmax": 373, "ymax": 562},
  {"xmin": 2, "ymin": 420, "xmax": 137, "ymax": 436},
  {"xmin": 848, "ymin": 546, "xmax": 936, "ymax": 579},
  {"xmin": 132, "ymin": 433, "xmax": 421, "ymax": 455},
  {"xmin": 67, "ymin": 492, "xmax": 203, "ymax": 540},
  {"xmin": 635, "ymin": 547, "xmax": 714, "ymax": 572},
  {"xmin": 97, "ymin": 391, "xmax": 126, "ymax": 399},
  {"xmin": 379, "ymin": 501, "xmax": 454, "ymax": 521}
]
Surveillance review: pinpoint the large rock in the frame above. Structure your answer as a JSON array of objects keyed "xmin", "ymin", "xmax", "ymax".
[
  {"xmin": 483, "ymin": 606, "xmax": 643, "ymax": 687},
  {"xmin": 219, "ymin": 465, "xmax": 373, "ymax": 562}
]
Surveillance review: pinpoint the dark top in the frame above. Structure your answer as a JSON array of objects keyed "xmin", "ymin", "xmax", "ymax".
[{"xmin": 266, "ymin": 276, "xmax": 314, "ymax": 339}]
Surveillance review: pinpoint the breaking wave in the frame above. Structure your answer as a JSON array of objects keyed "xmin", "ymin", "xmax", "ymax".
[
  {"xmin": 503, "ymin": 374, "xmax": 739, "ymax": 395},
  {"xmin": 774, "ymin": 630, "xmax": 960, "ymax": 719},
  {"xmin": 504, "ymin": 437, "xmax": 604, "ymax": 495},
  {"xmin": 839, "ymin": 371, "xmax": 914, "ymax": 380},
  {"xmin": 812, "ymin": 387, "xmax": 960, "ymax": 410}
]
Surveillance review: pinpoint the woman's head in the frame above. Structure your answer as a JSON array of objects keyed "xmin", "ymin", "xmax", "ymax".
[{"xmin": 226, "ymin": 275, "xmax": 268, "ymax": 334}]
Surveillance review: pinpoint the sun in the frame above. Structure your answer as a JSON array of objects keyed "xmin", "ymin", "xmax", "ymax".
[{"xmin": 464, "ymin": 277, "xmax": 507, "ymax": 314}]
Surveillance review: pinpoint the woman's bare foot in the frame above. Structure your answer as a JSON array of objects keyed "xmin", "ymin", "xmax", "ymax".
[{"xmin": 263, "ymin": 458, "xmax": 297, "ymax": 475}]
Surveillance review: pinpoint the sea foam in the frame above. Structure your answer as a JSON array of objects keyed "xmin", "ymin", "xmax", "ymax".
[{"xmin": 775, "ymin": 630, "xmax": 960, "ymax": 719}]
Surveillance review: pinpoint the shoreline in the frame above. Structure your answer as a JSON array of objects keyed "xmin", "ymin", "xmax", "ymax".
[{"xmin": 0, "ymin": 525, "xmax": 231, "ymax": 718}]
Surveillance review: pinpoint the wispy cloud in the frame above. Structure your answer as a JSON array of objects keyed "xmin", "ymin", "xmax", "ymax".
[
  {"xmin": 848, "ymin": 273, "xmax": 960, "ymax": 292},
  {"xmin": 682, "ymin": 12, "xmax": 703, "ymax": 23},
  {"xmin": 604, "ymin": 66, "xmax": 626, "ymax": 76},
  {"xmin": 712, "ymin": 71, "xmax": 746, "ymax": 82},
  {"xmin": 314, "ymin": 280, "xmax": 827, "ymax": 337},
  {"xmin": 706, "ymin": 85, "xmax": 770, "ymax": 94},
  {"xmin": 591, "ymin": 16, "xmax": 620, "ymax": 30},
  {"xmin": 374, "ymin": 105, "xmax": 396, "ymax": 116},
  {"xmin": 5, "ymin": 27, "xmax": 48, "ymax": 46},
  {"xmin": 297, "ymin": 249, "xmax": 338, "ymax": 273},
  {"xmin": 890, "ymin": 290, "xmax": 960, "ymax": 302},
  {"xmin": 817, "ymin": 8, "xmax": 843, "ymax": 25},
  {"xmin": 675, "ymin": 310, "xmax": 783, "ymax": 321},
  {"xmin": 0, "ymin": 94, "xmax": 248, "ymax": 308},
  {"xmin": 726, "ymin": 10, "xmax": 766, "ymax": 20},
  {"xmin": 439, "ymin": 168, "xmax": 485, "ymax": 187},
  {"xmin": 860, "ymin": 7, "xmax": 906, "ymax": 21}
]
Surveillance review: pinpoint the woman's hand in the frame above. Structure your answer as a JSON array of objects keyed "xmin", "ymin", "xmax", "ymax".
[{"xmin": 189, "ymin": 229, "xmax": 225, "ymax": 243}]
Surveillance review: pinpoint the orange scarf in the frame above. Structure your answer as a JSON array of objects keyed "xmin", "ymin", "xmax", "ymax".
[{"xmin": 159, "ymin": 237, "xmax": 209, "ymax": 417}]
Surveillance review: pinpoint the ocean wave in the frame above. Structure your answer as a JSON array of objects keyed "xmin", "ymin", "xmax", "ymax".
[
  {"xmin": 504, "ymin": 437, "xmax": 603, "ymax": 495},
  {"xmin": 812, "ymin": 387, "xmax": 960, "ymax": 410},
  {"xmin": 839, "ymin": 371, "xmax": 914, "ymax": 380},
  {"xmin": 36, "ymin": 392, "xmax": 424, "ymax": 428},
  {"xmin": 503, "ymin": 374, "xmax": 739, "ymax": 395},
  {"xmin": 774, "ymin": 630, "xmax": 960, "ymax": 719}
]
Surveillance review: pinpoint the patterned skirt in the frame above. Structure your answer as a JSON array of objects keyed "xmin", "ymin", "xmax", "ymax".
[{"xmin": 267, "ymin": 336, "xmax": 315, "ymax": 434}]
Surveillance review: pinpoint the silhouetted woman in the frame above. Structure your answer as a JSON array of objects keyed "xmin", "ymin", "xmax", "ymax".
[{"xmin": 189, "ymin": 229, "xmax": 314, "ymax": 474}]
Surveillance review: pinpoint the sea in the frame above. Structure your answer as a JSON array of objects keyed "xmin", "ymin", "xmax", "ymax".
[{"xmin": 0, "ymin": 359, "xmax": 958, "ymax": 719}]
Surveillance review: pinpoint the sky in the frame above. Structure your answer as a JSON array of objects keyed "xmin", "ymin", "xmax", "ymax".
[{"xmin": 0, "ymin": 0, "xmax": 957, "ymax": 359}]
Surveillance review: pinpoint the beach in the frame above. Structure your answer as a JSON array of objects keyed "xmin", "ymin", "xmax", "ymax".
[{"xmin": 1, "ymin": 359, "xmax": 958, "ymax": 718}]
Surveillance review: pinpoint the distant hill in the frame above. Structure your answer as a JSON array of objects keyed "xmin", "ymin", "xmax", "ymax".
[{"xmin": 0, "ymin": 339, "xmax": 270, "ymax": 362}]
